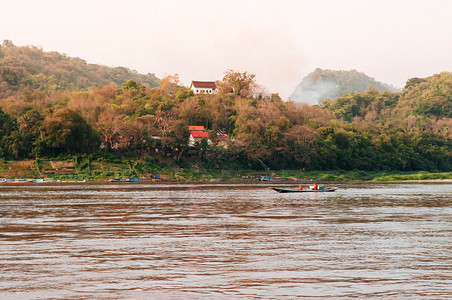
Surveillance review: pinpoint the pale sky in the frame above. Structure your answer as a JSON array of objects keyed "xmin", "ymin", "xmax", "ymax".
[{"xmin": 1, "ymin": 0, "xmax": 452, "ymax": 99}]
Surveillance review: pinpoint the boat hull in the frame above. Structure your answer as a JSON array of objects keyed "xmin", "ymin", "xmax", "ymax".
[{"xmin": 271, "ymin": 187, "xmax": 337, "ymax": 193}]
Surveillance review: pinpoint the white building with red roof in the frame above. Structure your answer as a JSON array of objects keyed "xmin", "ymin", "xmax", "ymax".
[
  {"xmin": 190, "ymin": 81, "xmax": 217, "ymax": 95},
  {"xmin": 188, "ymin": 125, "xmax": 211, "ymax": 147}
]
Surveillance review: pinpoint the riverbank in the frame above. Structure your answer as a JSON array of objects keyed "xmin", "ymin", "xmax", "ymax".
[
  {"xmin": 1, "ymin": 159, "xmax": 451, "ymax": 183},
  {"xmin": 381, "ymin": 179, "xmax": 452, "ymax": 183}
]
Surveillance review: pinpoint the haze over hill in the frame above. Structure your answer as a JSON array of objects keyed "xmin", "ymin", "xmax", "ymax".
[{"xmin": 290, "ymin": 69, "xmax": 400, "ymax": 105}]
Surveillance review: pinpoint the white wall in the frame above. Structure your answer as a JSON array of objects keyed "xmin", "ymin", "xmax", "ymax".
[{"xmin": 191, "ymin": 87, "xmax": 217, "ymax": 94}]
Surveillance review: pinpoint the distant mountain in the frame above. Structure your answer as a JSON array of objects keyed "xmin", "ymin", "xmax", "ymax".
[
  {"xmin": 0, "ymin": 40, "xmax": 159, "ymax": 96},
  {"xmin": 289, "ymin": 68, "xmax": 400, "ymax": 105}
]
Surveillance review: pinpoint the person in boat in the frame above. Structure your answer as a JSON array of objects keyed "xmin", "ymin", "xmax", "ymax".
[
  {"xmin": 297, "ymin": 185, "xmax": 303, "ymax": 190},
  {"xmin": 312, "ymin": 183, "xmax": 318, "ymax": 190}
]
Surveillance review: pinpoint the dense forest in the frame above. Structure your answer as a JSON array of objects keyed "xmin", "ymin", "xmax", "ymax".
[
  {"xmin": 290, "ymin": 68, "xmax": 400, "ymax": 105},
  {"xmin": 0, "ymin": 40, "xmax": 159, "ymax": 97},
  {"xmin": 0, "ymin": 41, "xmax": 451, "ymax": 172}
]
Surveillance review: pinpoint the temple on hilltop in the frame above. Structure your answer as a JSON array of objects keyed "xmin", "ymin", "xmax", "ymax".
[{"xmin": 190, "ymin": 81, "xmax": 217, "ymax": 95}]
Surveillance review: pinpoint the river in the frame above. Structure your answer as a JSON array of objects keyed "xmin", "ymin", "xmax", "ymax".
[{"xmin": 0, "ymin": 182, "xmax": 451, "ymax": 299}]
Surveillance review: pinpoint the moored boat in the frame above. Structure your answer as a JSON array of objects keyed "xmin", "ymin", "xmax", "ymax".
[
  {"xmin": 108, "ymin": 178, "xmax": 140, "ymax": 182},
  {"xmin": 108, "ymin": 178, "xmax": 122, "ymax": 182}
]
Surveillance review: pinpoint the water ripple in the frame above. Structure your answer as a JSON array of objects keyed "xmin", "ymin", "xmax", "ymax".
[{"xmin": 1, "ymin": 182, "xmax": 451, "ymax": 298}]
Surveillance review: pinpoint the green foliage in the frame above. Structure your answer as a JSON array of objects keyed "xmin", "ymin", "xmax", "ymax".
[
  {"xmin": 73, "ymin": 154, "xmax": 92, "ymax": 173},
  {"xmin": 0, "ymin": 43, "xmax": 450, "ymax": 173},
  {"xmin": 122, "ymin": 79, "xmax": 140, "ymax": 91},
  {"xmin": 399, "ymin": 72, "xmax": 452, "ymax": 118},
  {"xmin": 373, "ymin": 172, "xmax": 452, "ymax": 181},
  {"xmin": 175, "ymin": 89, "xmax": 194, "ymax": 101},
  {"xmin": 0, "ymin": 40, "xmax": 159, "ymax": 97},
  {"xmin": 41, "ymin": 108, "xmax": 99, "ymax": 153},
  {"xmin": 321, "ymin": 88, "xmax": 399, "ymax": 122},
  {"xmin": 0, "ymin": 109, "xmax": 18, "ymax": 137}
]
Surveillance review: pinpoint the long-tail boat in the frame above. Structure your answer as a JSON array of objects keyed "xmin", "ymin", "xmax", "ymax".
[{"xmin": 270, "ymin": 187, "xmax": 337, "ymax": 193}]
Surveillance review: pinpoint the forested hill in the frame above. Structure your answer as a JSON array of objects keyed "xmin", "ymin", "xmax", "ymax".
[
  {"xmin": 322, "ymin": 72, "xmax": 452, "ymax": 122},
  {"xmin": 0, "ymin": 43, "xmax": 450, "ymax": 173},
  {"xmin": 290, "ymin": 68, "xmax": 400, "ymax": 105},
  {"xmin": 0, "ymin": 40, "xmax": 159, "ymax": 97}
]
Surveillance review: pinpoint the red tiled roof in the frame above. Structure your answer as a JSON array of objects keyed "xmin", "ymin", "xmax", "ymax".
[
  {"xmin": 191, "ymin": 131, "xmax": 210, "ymax": 138},
  {"xmin": 188, "ymin": 125, "xmax": 205, "ymax": 131},
  {"xmin": 190, "ymin": 81, "xmax": 217, "ymax": 89}
]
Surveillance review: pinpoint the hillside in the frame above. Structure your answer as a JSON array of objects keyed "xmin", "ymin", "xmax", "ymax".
[
  {"xmin": 0, "ymin": 47, "xmax": 450, "ymax": 174},
  {"xmin": 321, "ymin": 72, "xmax": 452, "ymax": 123},
  {"xmin": 290, "ymin": 68, "xmax": 400, "ymax": 105},
  {"xmin": 0, "ymin": 40, "xmax": 159, "ymax": 97}
]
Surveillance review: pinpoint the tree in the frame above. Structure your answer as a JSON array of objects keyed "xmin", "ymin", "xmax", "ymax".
[
  {"xmin": 41, "ymin": 108, "xmax": 99, "ymax": 153},
  {"xmin": 122, "ymin": 79, "xmax": 140, "ymax": 91},
  {"xmin": 14, "ymin": 110, "xmax": 45, "ymax": 158},
  {"xmin": 160, "ymin": 73, "xmax": 181, "ymax": 95},
  {"xmin": 0, "ymin": 109, "xmax": 18, "ymax": 159},
  {"xmin": 2, "ymin": 40, "xmax": 15, "ymax": 48},
  {"xmin": 282, "ymin": 125, "xmax": 316, "ymax": 167},
  {"xmin": 175, "ymin": 88, "xmax": 194, "ymax": 102},
  {"xmin": 154, "ymin": 110, "xmax": 189, "ymax": 155},
  {"xmin": 218, "ymin": 70, "xmax": 256, "ymax": 98},
  {"xmin": 96, "ymin": 108, "xmax": 125, "ymax": 150},
  {"xmin": 403, "ymin": 77, "xmax": 427, "ymax": 92},
  {"xmin": 0, "ymin": 109, "xmax": 18, "ymax": 138}
]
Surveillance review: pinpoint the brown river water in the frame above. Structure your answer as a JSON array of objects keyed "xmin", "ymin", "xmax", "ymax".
[{"xmin": 0, "ymin": 182, "xmax": 451, "ymax": 299}]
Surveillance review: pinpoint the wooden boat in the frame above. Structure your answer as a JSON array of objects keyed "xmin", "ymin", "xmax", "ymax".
[
  {"xmin": 270, "ymin": 187, "xmax": 337, "ymax": 193},
  {"xmin": 108, "ymin": 178, "xmax": 140, "ymax": 182}
]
